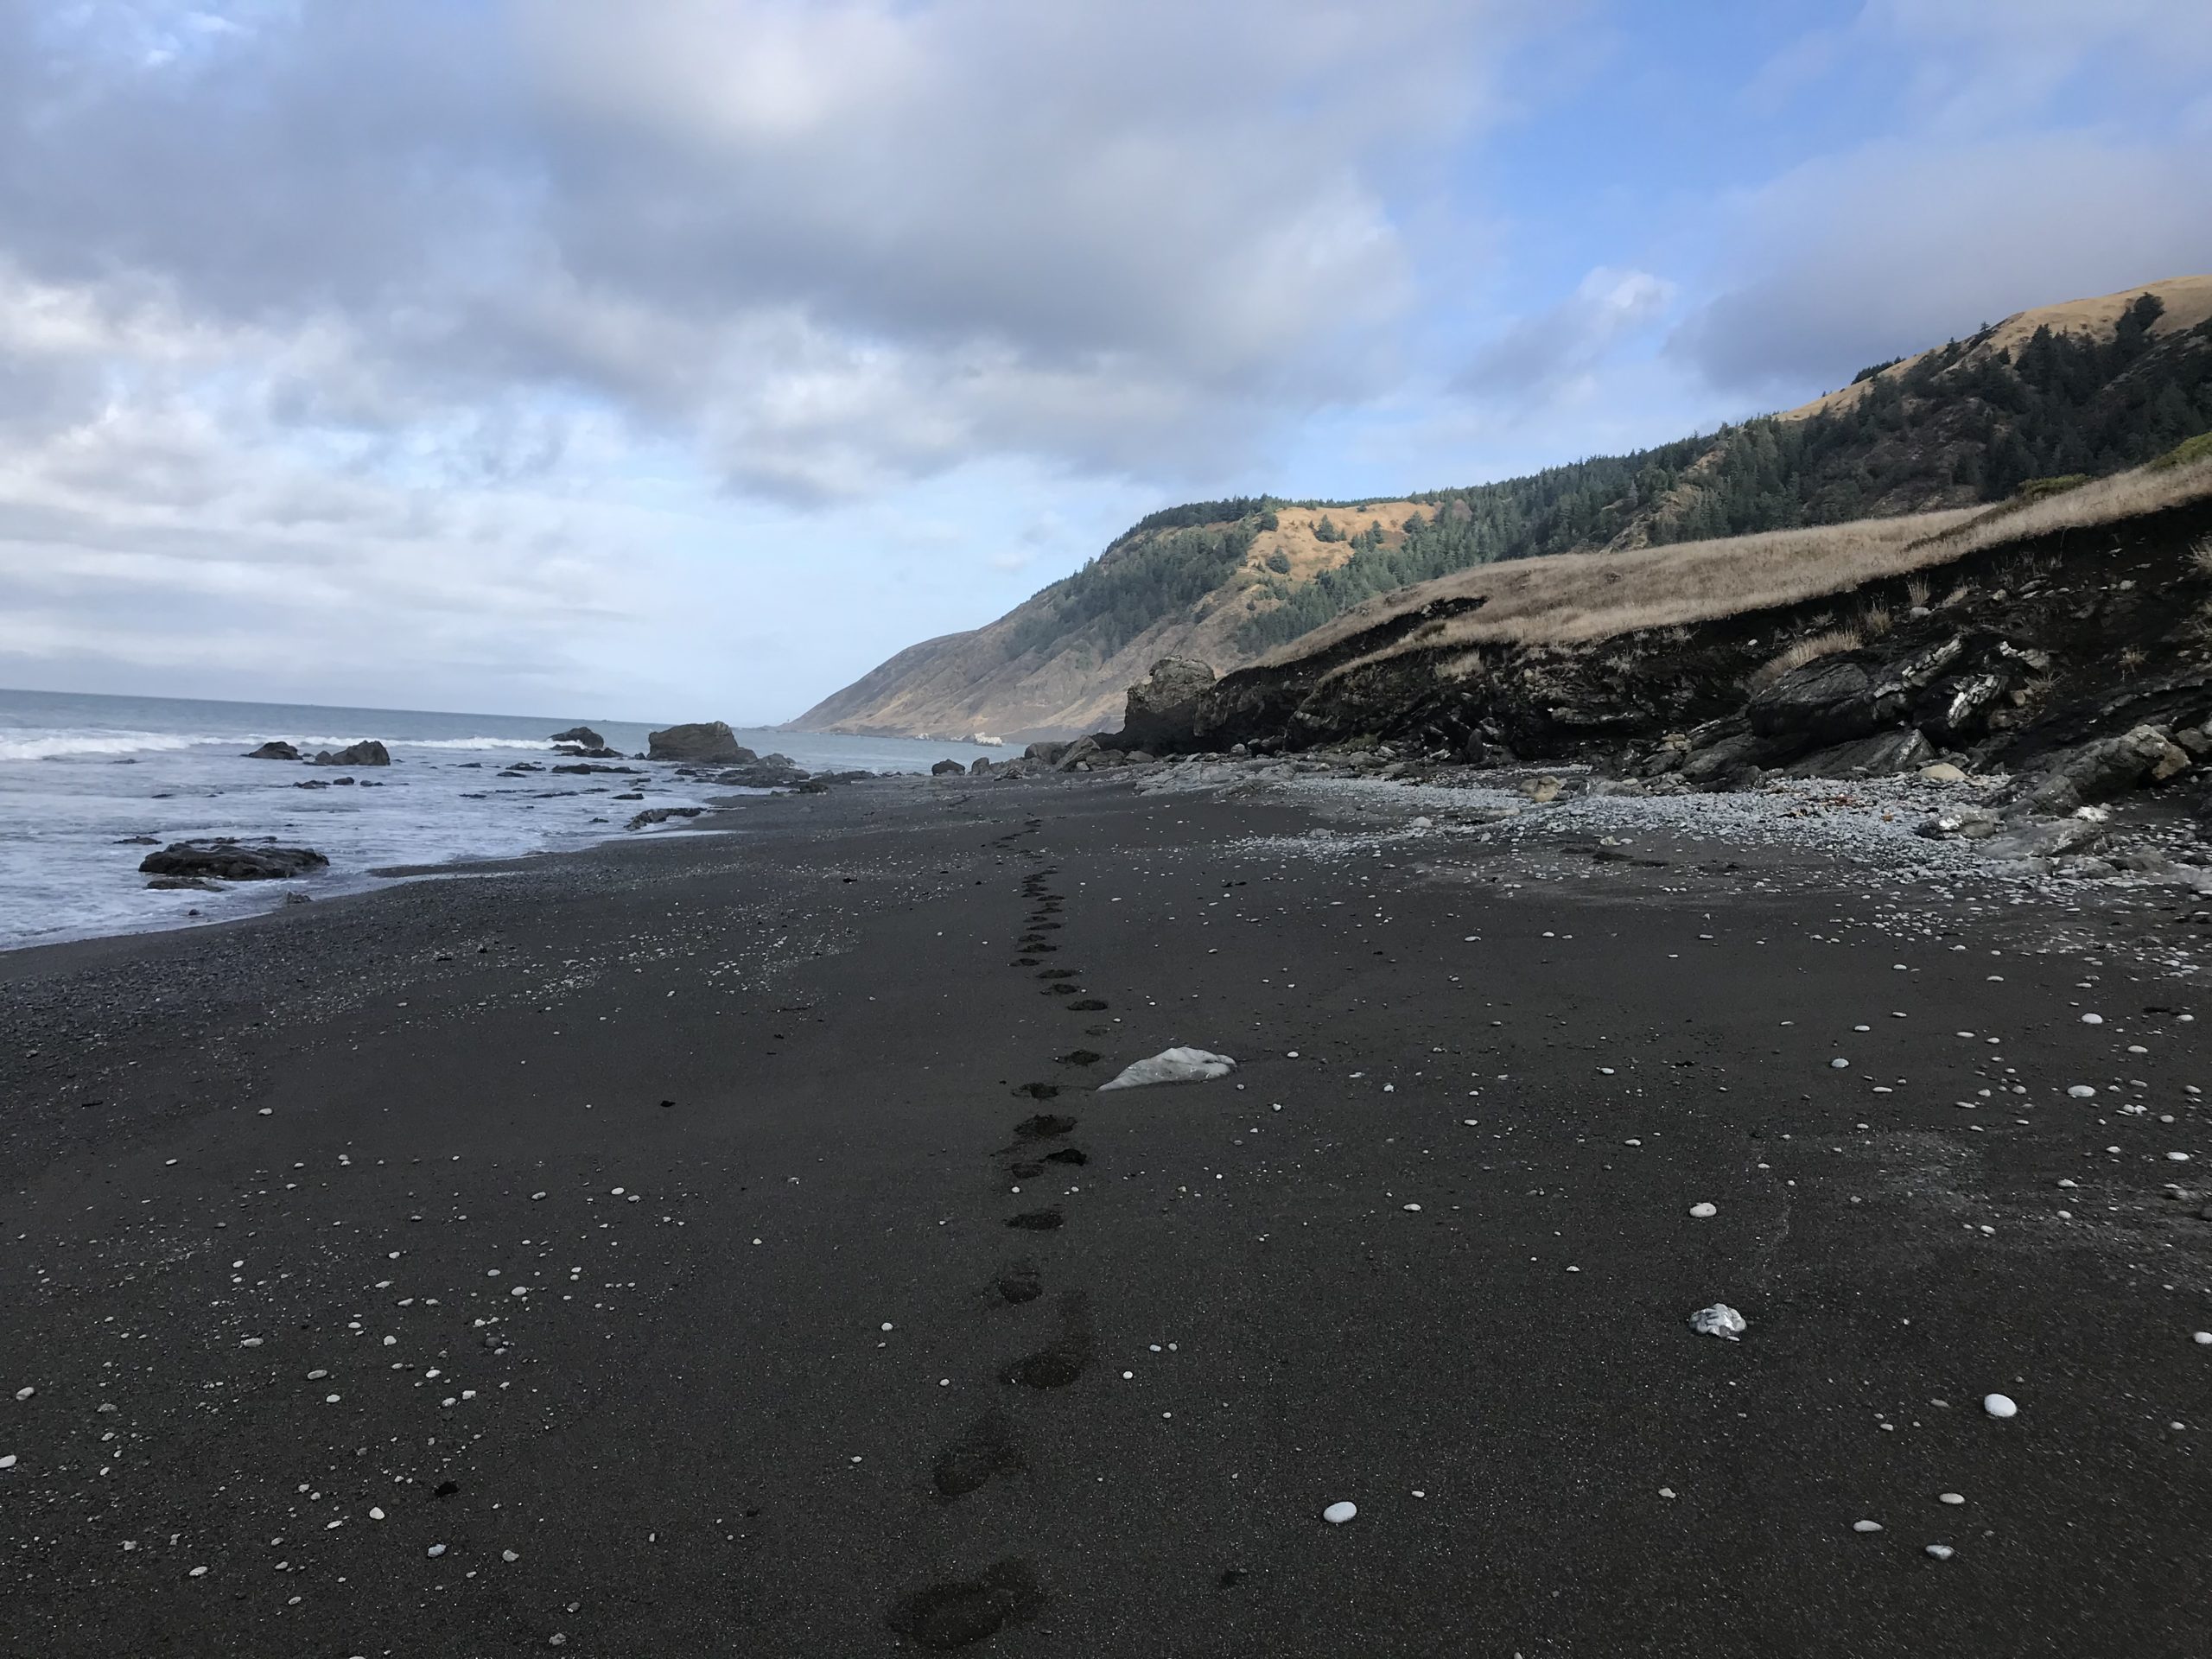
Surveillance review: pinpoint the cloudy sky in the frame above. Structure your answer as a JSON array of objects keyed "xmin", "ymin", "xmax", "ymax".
[{"xmin": 3, "ymin": 0, "xmax": 2209, "ymax": 721}]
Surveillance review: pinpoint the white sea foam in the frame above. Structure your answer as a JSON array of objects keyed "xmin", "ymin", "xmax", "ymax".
[
  {"xmin": 0, "ymin": 688, "xmax": 1000, "ymax": 951},
  {"xmin": 0, "ymin": 730, "xmax": 220, "ymax": 761}
]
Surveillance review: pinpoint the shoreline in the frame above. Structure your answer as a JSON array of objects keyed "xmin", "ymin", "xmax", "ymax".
[{"xmin": 4, "ymin": 768, "xmax": 2208, "ymax": 1656}]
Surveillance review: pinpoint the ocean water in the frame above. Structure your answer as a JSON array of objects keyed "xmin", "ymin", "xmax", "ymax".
[{"xmin": 0, "ymin": 688, "xmax": 1002, "ymax": 952}]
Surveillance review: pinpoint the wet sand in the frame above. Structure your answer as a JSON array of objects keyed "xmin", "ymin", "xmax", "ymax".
[{"xmin": 2, "ymin": 773, "xmax": 2208, "ymax": 1656}]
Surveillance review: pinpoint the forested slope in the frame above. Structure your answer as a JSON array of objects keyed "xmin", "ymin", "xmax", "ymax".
[{"xmin": 794, "ymin": 277, "xmax": 2212, "ymax": 741}]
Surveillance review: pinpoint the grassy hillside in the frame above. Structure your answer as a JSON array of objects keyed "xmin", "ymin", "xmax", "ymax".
[{"xmin": 794, "ymin": 277, "xmax": 2212, "ymax": 741}]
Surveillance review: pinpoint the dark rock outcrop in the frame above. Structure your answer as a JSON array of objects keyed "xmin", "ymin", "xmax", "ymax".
[
  {"xmin": 1782, "ymin": 728, "xmax": 1934, "ymax": 779},
  {"xmin": 310, "ymin": 741, "xmax": 390, "ymax": 766},
  {"xmin": 550, "ymin": 726, "xmax": 607, "ymax": 748},
  {"xmin": 550, "ymin": 762, "xmax": 640, "ymax": 776},
  {"xmin": 931, "ymin": 759, "xmax": 966, "ymax": 776},
  {"xmin": 2014, "ymin": 725, "xmax": 2190, "ymax": 815},
  {"xmin": 713, "ymin": 754, "xmax": 810, "ymax": 788},
  {"xmin": 1109, "ymin": 490, "xmax": 2212, "ymax": 836},
  {"xmin": 244, "ymin": 741, "xmax": 299, "ymax": 760},
  {"xmin": 626, "ymin": 806, "xmax": 706, "ymax": 830},
  {"xmin": 139, "ymin": 840, "xmax": 328, "ymax": 880},
  {"xmin": 1119, "ymin": 657, "xmax": 1216, "ymax": 751},
  {"xmin": 647, "ymin": 722, "xmax": 751, "ymax": 764},
  {"xmin": 146, "ymin": 875, "xmax": 226, "ymax": 892}
]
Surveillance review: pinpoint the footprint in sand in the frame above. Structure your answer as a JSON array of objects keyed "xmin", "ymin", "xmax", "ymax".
[
  {"xmin": 1013, "ymin": 1113, "xmax": 1077, "ymax": 1139},
  {"xmin": 1065, "ymin": 999, "xmax": 1108, "ymax": 1012},
  {"xmin": 989, "ymin": 1261, "xmax": 1044, "ymax": 1304},
  {"xmin": 886, "ymin": 1559, "xmax": 1042, "ymax": 1649},
  {"xmin": 1013, "ymin": 1082, "xmax": 1061, "ymax": 1100},
  {"xmin": 1001, "ymin": 1290, "xmax": 1093, "ymax": 1388},
  {"xmin": 1004, "ymin": 1207, "xmax": 1064, "ymax": 1231},
  {"xmin": 931, "ymin": 1408, "xmax": 1025, "ymax": 1498}
]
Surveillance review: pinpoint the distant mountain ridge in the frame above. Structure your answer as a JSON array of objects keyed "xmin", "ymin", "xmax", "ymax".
[{"xmin": 793, "ymin": 276, "xmax": 2212, "ymax": 741}]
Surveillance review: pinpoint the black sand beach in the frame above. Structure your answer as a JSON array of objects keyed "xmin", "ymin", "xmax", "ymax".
[{"xmin": 3, "ymin": 773, "xmax": 2208, "ymax": 1656}]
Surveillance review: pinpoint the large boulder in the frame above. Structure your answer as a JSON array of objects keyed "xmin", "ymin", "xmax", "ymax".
[
  {"xmin": 1024, "ymin": 741, "xmax": 1072, "ymax": 766},
  {"xmin": 647, "ymin": 721, "xmax": 753, "ymax": 764},
  {"xmin": 2018, "ymin": 725, "xmax": 2190, "ymax": 815},
  {"xmin": 550, "ymin": 725, "xmax": 607, "ymax": 748},
  {"xmin": 931, "ymin": 759, "xmax": 965, "ymax": 776},
  {"xmin": 1747, "ymin": 656, "xmax": 1886, "ymax": 744},
  {"xmin": 243, "ymin": 741, "xmax": 299, "ymax": 760},
  {"xmin": 310, "ymin": 741, "xmax": 390, "ymax": 766},
  {"xmin": 139, "ymin": 840, "xmax": 328, "ymax": 880},
  {"xmin": 1119, "ymin": 657, "xmax": 1217, "ymax": 751},
  {"xmin": 1783, "ymin": 728, "xmax": 1933, "ymax": 779}
]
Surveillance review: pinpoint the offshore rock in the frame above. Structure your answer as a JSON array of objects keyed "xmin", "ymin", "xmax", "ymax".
[
  {"xmin": 139, "ymin": 840, "xmax": 329, "ymax": 880},
  {"xmin": 647, "ymin": 721, "xmax": 752, "ymax": 764},
  {"xmin": 310, "ymin": 741, "xmax": 390, "ymax": 766}
]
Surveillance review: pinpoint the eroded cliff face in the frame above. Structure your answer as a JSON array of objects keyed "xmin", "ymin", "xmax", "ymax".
[{"xmin": 1133, "ymin": 496, "xmax": 2212, "ymax": 796}]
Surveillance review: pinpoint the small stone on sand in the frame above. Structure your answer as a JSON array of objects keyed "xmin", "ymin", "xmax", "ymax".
[
  {"xmin": 1688, "ymin": 1202, "xmax": 1717, "ymax": 1219},
  {"xmin": 1322, "ymin": 1501, "xmax": 1357, "ymax": 1525},
  {"xmin": 1688, "ymin": 1304, "xmax": 1746, "ymax": 1341},
  {"xmin": 1982, "ymin": 1394, "xmax": 2018, "ymax": 1420}
]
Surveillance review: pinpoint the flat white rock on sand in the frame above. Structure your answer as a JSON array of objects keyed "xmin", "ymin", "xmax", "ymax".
[
  {"xmin": 1688, "ymin": 1304, "xmax": 1747, "ymax": 1341},
  {"xmin": 1098, "ymin": 1047, "xmax": 1238, "ymax": 1091}
]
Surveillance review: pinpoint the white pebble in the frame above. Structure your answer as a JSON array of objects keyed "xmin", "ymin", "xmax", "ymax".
[
  {"xmin": 1938, "ymin": 1492, "xmax": 1965, "ymax": 1505},
  {"xmin": 2081, "ymin": 1014, "xmax": 2103, "ymax": 1025},
  {"xmin": 1982, "ymin": 1393, "xmax": 2018, "ymax": 1420},
  {"xmin": 2068, "ymin": 1085, "xmax": 2097, "ymax": 1099},
  {"xmin": 2192, "ymin": 1332, "xmax": 2211, "ymax": 1346},
  {"xmin": 0, "ymin": 1454, "xmax": 16, "ymax": 1469},
  {"xmin": 1688, "ymin": 1203, "xmax": 1717, "ymax": 1219},
  {"xmin": 1925, "ymin": 1544, "xmax": 1955, "ymax": 1560},
  {"xmin": 12, "ymin": 1388, "xmax": 32, "ymax": 1402},
  {"xmin": 1321, "ymin": 1501, "xmax": 1357, "ymax": 1525},
  {"xmin": 1853, "ymin": 1519, "xmax": 1883, "ymax": 1533},
  {"xmin": 428, "ymin": 1543, "xmax": 447, "ymax": 1558},
  {"xmin": 1829, "ymin": 1058, "xmax": 1850, "ymax": 1070}
]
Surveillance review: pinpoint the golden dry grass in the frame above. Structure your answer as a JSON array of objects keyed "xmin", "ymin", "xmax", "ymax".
[
  {"xmin": 1747, "ymin": 627, "xmax": 1861, "ymax": 691},
  {"xmin": 1277, "ymin": 449, "xmax": 2212, "ymax": 683}
]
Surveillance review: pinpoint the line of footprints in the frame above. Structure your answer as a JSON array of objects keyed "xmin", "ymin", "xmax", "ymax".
[{"xmin": 887, "ymin": 820, "xmax": 1116, "ymax": 1649}]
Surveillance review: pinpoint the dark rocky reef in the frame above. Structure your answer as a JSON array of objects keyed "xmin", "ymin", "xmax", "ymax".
[
  {"xmin": 550, "ymin": 725, "xmax": 606, "ymax": 748},
  {"xmin": 243, "ymin": 741, "xmax": 299, "ymax": 760}
]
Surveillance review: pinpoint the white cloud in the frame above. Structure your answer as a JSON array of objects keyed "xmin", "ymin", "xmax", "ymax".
[{"xmin": 1671, "ymin": 130, "xmax": 2212, "ymax": 396}]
